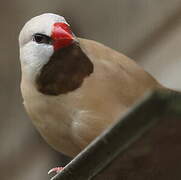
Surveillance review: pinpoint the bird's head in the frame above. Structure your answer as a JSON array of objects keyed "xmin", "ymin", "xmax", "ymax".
[{"xmin": 19, "ymin": 13, "xmax": 76, "ymax": 80}]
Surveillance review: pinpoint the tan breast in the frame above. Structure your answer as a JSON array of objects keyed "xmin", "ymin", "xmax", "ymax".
[{"xmin": 21, "ymin": 38, "xmax": 163, "ymax": 157}]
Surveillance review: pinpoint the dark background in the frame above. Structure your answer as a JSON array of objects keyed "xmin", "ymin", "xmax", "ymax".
[{"xmin": 1, "ymin": 0, "xmax": 181, "ymax": 179}]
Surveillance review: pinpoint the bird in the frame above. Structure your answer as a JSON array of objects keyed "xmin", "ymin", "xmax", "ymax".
[{"xmin": 19, "ymin": 13, "xmax": 163, "ymax": 160}]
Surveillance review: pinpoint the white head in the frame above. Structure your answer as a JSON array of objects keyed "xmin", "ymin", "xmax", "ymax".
[{"xmin": 19, "ymin": 13, "xmax": 76, "ymax": 81}]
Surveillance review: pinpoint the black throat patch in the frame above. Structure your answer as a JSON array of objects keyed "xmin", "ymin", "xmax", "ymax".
[{"xmin": 36, "ymin": 43, "xmax": 94, "ymax": 95}]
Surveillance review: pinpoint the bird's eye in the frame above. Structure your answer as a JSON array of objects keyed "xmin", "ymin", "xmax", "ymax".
[{"xmin": 33, "ymin": 33, "xmax": 52, "ymax": 44}]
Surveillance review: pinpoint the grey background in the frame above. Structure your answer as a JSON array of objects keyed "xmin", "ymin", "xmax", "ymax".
[{"xmin": 1, "ymin": 0, "xmax": 181, "ymax": 179}]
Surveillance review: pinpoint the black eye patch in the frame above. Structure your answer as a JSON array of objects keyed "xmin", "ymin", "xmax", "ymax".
[{"xmin": 33, "ymin": 33, "xmax": 52, "ymax": 44}]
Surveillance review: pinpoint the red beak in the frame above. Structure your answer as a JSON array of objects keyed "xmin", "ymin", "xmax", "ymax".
[{"xmin": 51, "ymin": 22, "xmax": 74, "ymax": 51}]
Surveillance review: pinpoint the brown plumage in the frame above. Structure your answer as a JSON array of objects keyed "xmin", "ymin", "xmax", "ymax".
[{"xmin": 36, "ymin": 42, "xmax": 93, "ymax": 95}]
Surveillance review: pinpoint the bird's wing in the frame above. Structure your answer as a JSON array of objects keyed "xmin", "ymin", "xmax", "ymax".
[{"xmin": 70, "ymin": 38, "xmax": 163, "ymax": 149}]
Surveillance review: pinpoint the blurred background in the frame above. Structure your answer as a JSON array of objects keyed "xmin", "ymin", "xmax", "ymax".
[{"xmin": 1, "ymin": 0, "xmax": 181, "ymax": 179}]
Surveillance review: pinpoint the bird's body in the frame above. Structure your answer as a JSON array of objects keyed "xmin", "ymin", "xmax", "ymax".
[{"xmin": 19, "ymin": 14, "xmax": 162, "ymax": 157}]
